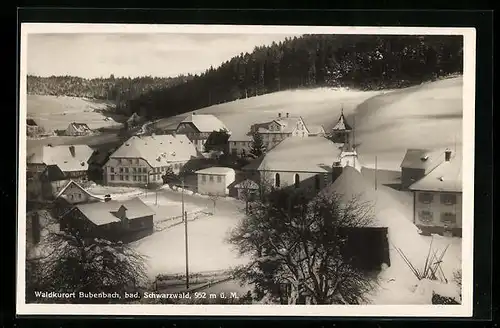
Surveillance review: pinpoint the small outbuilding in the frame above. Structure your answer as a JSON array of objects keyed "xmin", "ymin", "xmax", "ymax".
[{"xmin": 195, "ymin": 167, "xmax": 236, "ymax": 196}]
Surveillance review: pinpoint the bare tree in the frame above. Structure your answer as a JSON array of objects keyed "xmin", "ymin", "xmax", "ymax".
[
  {"xmin": 25, "ymin": 228, "xmax": 149, "ymax": 304},
  {"xmin": 208, "ymin": 193, "xmax": 220, "ymax": 215},
  {"xmin": 229, "ymin": 188, "xmax": 376, "ymax": 305}
]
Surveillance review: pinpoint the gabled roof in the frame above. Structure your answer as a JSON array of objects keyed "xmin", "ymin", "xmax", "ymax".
[
  {"xmin": 42, "ymin": 164, "xmax": 67, "ymax": 182},
  {"xmin": 27, "ymin": 144, "xmax": 94, "ymax": 172},
  {"xmin": 109, "ymin": 134, "xmax": 197, "ymax": 167},
  {"xmin": 257, "ymin": 116, "xmax": 308, "ymax": 134},
  {"xmin": 256, "ymin": 136, "xmax": 343, "ymax": 173},
  {"xmin": 307, "ymin": 124, "xmax": 326, "ymax": 135},
  {"xmin": 332, "ymin": 110, "xmax": 352, "ymax": 131},
  {"xmin": 54, "ymin": 179, "xmax": 102, "ymax": 201},
  {"xmin": 69, "ymin": 122, "xmax": 91, "ymax": 133},
  {"xmin": 179, "ymin": 114, "xmax": 228, "ymax": 133},
  {"xmin": 74, "ymin": 197, "xmax": 155, "ymax": 226},
  {"xmin": 400, "ymin": 148, "xmax": 448, "ymax": 172},
  {"xmin": 408, "ymin": 149, "xmax": 462, "ymax": 192},
  {"xmin": 195, "ymin": 167, "xmax": 235, "ymax": 175},
  {"xmin": 127, "ymin": 112, "xmax": 142, "ymax": 123},
  {"xmin": 27, "ymin": 118, "xmax": 38, "ymax": 126}
]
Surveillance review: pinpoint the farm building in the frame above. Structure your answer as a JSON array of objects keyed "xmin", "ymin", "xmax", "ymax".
[
  {"xmin": 65, "ymin": 122, "xmax": 92, "ymax": 136},
  {"xmin": 407, "ymin": 148, "xmax": 462, "ymax": 237},
  {"xmin": 243, "ymin": 135, "xmax": 360, "ymax": 195},
  {"xmin": 60, "ymin": 197, "xmax": 155, "ymax": 243},
  {"xmin": 228, "ymin": 112, "xmax": 325, "ymax": 156},
  {"xmin": 176, "ymin": 113, "xmax": 230, "ymax": 152},
  {"xmin": 27, "ymin": 144, "xmax": 94, "ymax": 180},
  {"xmin": 319, "ymin": 166, "xmax": 391, "ymax": 272},
  {"xmin": 104, "ymin": 134, "xmax": 198, "ymax": 187},
  {"xmin": 26, "ymin": 118, "xmax": 44, "ymax": 137},
  {"xmin": 195, "ymin": 167, "xmax": 236, "ymax": 196}
]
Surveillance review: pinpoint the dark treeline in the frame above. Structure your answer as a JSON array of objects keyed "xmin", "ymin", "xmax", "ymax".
[
  {"xmin": 27, "ymin": 74, "xmax": 193, "ymax": 112},
  {"xmin": 128, "ymin": 34, "xmax": 463, "ymax": 119},
  {"xmin": 28, "ymin": 34, "xmax": 463, "ymax": 120}
]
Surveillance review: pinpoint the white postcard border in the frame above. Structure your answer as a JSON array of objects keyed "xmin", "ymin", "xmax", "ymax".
[{"xmin": 17, "ymin": 23, "xmax": 476, "ymax": 317}]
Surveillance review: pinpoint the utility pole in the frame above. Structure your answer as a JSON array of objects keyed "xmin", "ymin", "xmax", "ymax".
[
  {"xmin": 375, "ymin": 155, "xmax": 378, "ymax": 191},
  {"xmin": 182, "ymin": 178, "xmax": 189, "ymax": 290}
]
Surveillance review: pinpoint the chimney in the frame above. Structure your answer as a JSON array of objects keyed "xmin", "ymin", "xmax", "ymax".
[
  {"xmin": 278, "ymin": 113, "xmax": 281, "ymax": 118},
  {"xmin": 69, "ymin": 146, "xmax": 76, "ymax": 157},
  {"xmin": 445, "ymin": 148, "xmax": 452, "ymax": 162},
  {"xmin": 286, "ymin": 112, "xmax": 289, "ymax": 118}
]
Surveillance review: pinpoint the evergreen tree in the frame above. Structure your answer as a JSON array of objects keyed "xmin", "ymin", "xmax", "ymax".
[{"xmin": 249, "ymin": 132, "xmax": 266, "ymax": 158}]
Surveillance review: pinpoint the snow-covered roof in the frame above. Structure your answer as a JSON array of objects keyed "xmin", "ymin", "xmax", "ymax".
[
  {"xmin": 195, "ymin": 166, "xmax": 235, "ymax": 175},
  {"xmin": 27, "ymin": 144, "xmax": 94, "ymax": 172},
  {"xmin": 27, "ymin": 118, "xmax": 38, "ymax": 126},
  {"xmin": 233, "ymin": 179, "xmax": 259, "ymax": 190},
  {"xmin": 74, "ymin": 197, "xmax": 155, "ymax": 226},
  {"xmin": 409, "ymin": 150, "xmax": 462, "ymax": 192},
  {"xmin": 400, "ymin": 148, "xmax": 447, "ymax": 171},
  {"xmin": 307, "ymin": 124, "xmax": 326, "ymax": 135},
  {"xmin": 54, "ymin": 180, "xmax": 102, "ymax": 201},
  {"xmin": 331, "ymin": 111, "xmax": 352, "ymax": 131},
  {"xmin": 109, "ymin": 134, "xmax": 197, "ymax": 168},
  {"xmin": 69, "ymin": 122, "xmax": 91, "ymax": 133},
  {"xmin": 257, "ymin": 136, "xmax": 343, "ymax": 173},
  {"xmin": 179, "ymin": 113, "xmax": 228, "ymax": 133}
]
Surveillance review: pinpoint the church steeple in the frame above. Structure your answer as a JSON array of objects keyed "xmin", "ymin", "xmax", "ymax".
[{"xmin": 331, "ymin": 106, "xmax": 353, "ymax": 150}]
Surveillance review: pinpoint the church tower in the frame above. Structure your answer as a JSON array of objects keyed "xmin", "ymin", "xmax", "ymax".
[
  {"xmin": 331, "ymin": 107, "xmax": 353, "ymax": 151},
  {"xmin": 331, "ymin": 107, "xmax": 361, "ymax": 172}
]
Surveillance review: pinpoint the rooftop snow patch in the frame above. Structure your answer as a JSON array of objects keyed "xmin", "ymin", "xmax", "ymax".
[
  {"xmin": 180, "ymin": 113, "xmax": 229, "ymax": 133},
  {"xmin": 257, "ymin": 136, "xmax": 343, "ymax": 173},
  {"xmin": 195, "ymin": 167, "xmax": 235, "ymax": 175}
]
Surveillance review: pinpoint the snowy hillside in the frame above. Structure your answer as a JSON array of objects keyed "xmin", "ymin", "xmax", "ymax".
[
  {"xmin": 26, "ymin": 95, "xmax": 127, "ymax": 131},
  {"xmin": 152, "ymin": 76, "xmax": 463, "ymax": 170}
]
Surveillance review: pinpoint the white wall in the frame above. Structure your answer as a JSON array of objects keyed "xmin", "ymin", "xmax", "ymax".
[
  {"xmin": 197, "ymin": 171, "xmax": 235, "ymax": 196},
  {"xmin": 104, "ymin": 157, "xmax": 187, "ymax": 186},
  {"xmin": 414, "ymin": 191, "xmax": 462, "ymax": 229},
  {"xmin": 262, "ymin": 170, "xmax": 332, "ymax": 192}
]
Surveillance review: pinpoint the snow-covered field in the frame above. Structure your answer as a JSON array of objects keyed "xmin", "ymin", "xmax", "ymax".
[{"xmin": 27, "ymin": 95, "xmax": 126, "ymax": 132}]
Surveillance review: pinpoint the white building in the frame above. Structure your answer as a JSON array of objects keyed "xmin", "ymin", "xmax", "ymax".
[
  {"xmin": 176, "ymin": 113, "xmax": 230, "ymax": 152},
  {"xmin": 243, "ymin": 134, "xmax": 360, "ymax": 194},
  {"xmin": 103, "ymin": 134, "xmax": 198, "ymax": 186},
  {"xmin": 195, "ymin": 167, "xmax": 236, "ymax": 196},
  {"xmin": 228, "ymin": 113, "xmax": 325, "ymax": 156}
]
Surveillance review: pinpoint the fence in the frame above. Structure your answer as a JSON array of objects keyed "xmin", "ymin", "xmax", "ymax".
[{"xmin": 153, "ymin": 209, "xmax": 213, "ymax": 232}]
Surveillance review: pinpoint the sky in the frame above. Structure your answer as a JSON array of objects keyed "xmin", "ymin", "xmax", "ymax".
[{"xmin": 27, "ymin": 33, "xmax": 300, "ymax": 79}]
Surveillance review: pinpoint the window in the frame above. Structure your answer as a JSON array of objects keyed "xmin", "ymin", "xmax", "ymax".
[
  {"xmin": 419, "ymin": 210, "xmax": 434, "ymax": 224},
  {"xmin": 294, "ymin": 174, "xmax": 300, "ymax": 188},
  {"xmin": 129, "ymin": 159, "xmax": 133, "ymax": 165},
  {"xmin": 440, "ymin": 193, "xmax": 457, "ymax": 205},
  {"xmin": 135, "ymin": 159, "xmax": 139, "ymax": 164},
  {"xmin": 77, "ymin": 193, "xmax": 81, "ymax": 199},
  {"xmin": 124, "ymin": 168, "xmax": 129, "ymax": 173},
  {"xmin": 110, "ymin": 167, "xmax": 115, "ymax": 173},
  {"xmin": 441, "ymin": 212, "xmax": 457, "ymax": 224},
  {"xmin": 418, "ymin": 192, "xmax": 434, "ymax": 204},
  {"xmin": 315, "ymin": 175, "xmax": 321, "ymax": 190},
  {"xmin": 119, "ymin": 175, "xmax": 124, "ymax": 181},
  {"xmin": 275, "ymin": 173, "xmax": 281, "ymax": 188},
  {"xmin": 133, "ymin": 176, "xmax": 137, "ymax": 181},
  {"xmin": 132, "ymin": 167, "xmax": 136, "ymax": 173},
  {"xmin": 209, "ymin": 176, "xmax": 214, "ymax": 182},
  {"xmin": 202, "ymin": 175, "xmax": 206, "ymax": 182},
  {"xmin": 70, "ymin": 194, "xmax": 74, "ymax": 200},
  {"xmin": 125, "ymin": 176, "xmax": 129, "ymax": 181},
  {"xmin": 120, "ymin": 167, "xmax": 124, "ymax": 173},
  {"xmin": 142, "ymin": 167, "xmax": 147, "ymax": 173},
  {"xmin": 217, "ymin": 176, "xmax": 222, "ymax": 183},
  {"xmin": 110, "ymin": 175, "xmax": 115, "ymax": 181}
]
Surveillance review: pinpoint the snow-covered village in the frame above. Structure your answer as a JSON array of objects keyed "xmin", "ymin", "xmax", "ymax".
[{"xmin": 22, "ymin": 28, "xmax": 468, "ymax": 308}]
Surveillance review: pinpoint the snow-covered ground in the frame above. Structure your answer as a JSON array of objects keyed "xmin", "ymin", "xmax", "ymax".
[{"xmin": 27, "ymin": 95, "xmax": 126, "ymax": 131}]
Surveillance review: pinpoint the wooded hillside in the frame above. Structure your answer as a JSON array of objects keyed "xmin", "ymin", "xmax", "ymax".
[{"xmin": 28, "ymin": 34, "xmax": 463, "ymax": 119}]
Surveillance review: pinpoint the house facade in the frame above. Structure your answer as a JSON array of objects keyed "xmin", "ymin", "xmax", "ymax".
[
  {"xmin": 60, "ymin": 197, "xmax": 155, "ymax": 243},
  {"xmin": 196, "ymin": 167, "xmax": 236, "ymax": 196},
  {"xmin": 103, "ymin": 134, "xmax": 198, "ymax": 187},
  {"xmin": 27, "ymin": 144, "xmax": 94, "ymax": 180},
  {"xmin": 65, "ymin": 122, "xmax": 92, "ymax": 136},
  {"xmin": 228, "ymin": 113, "xmax": 326, "ymax": 156},
  {"xmin": 407, "ymin": 148, "xmax": 462, "ymax": 237},
  {"xmin": 176, "ymin": 113, "xmax": 230, "ymax": 152}
]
